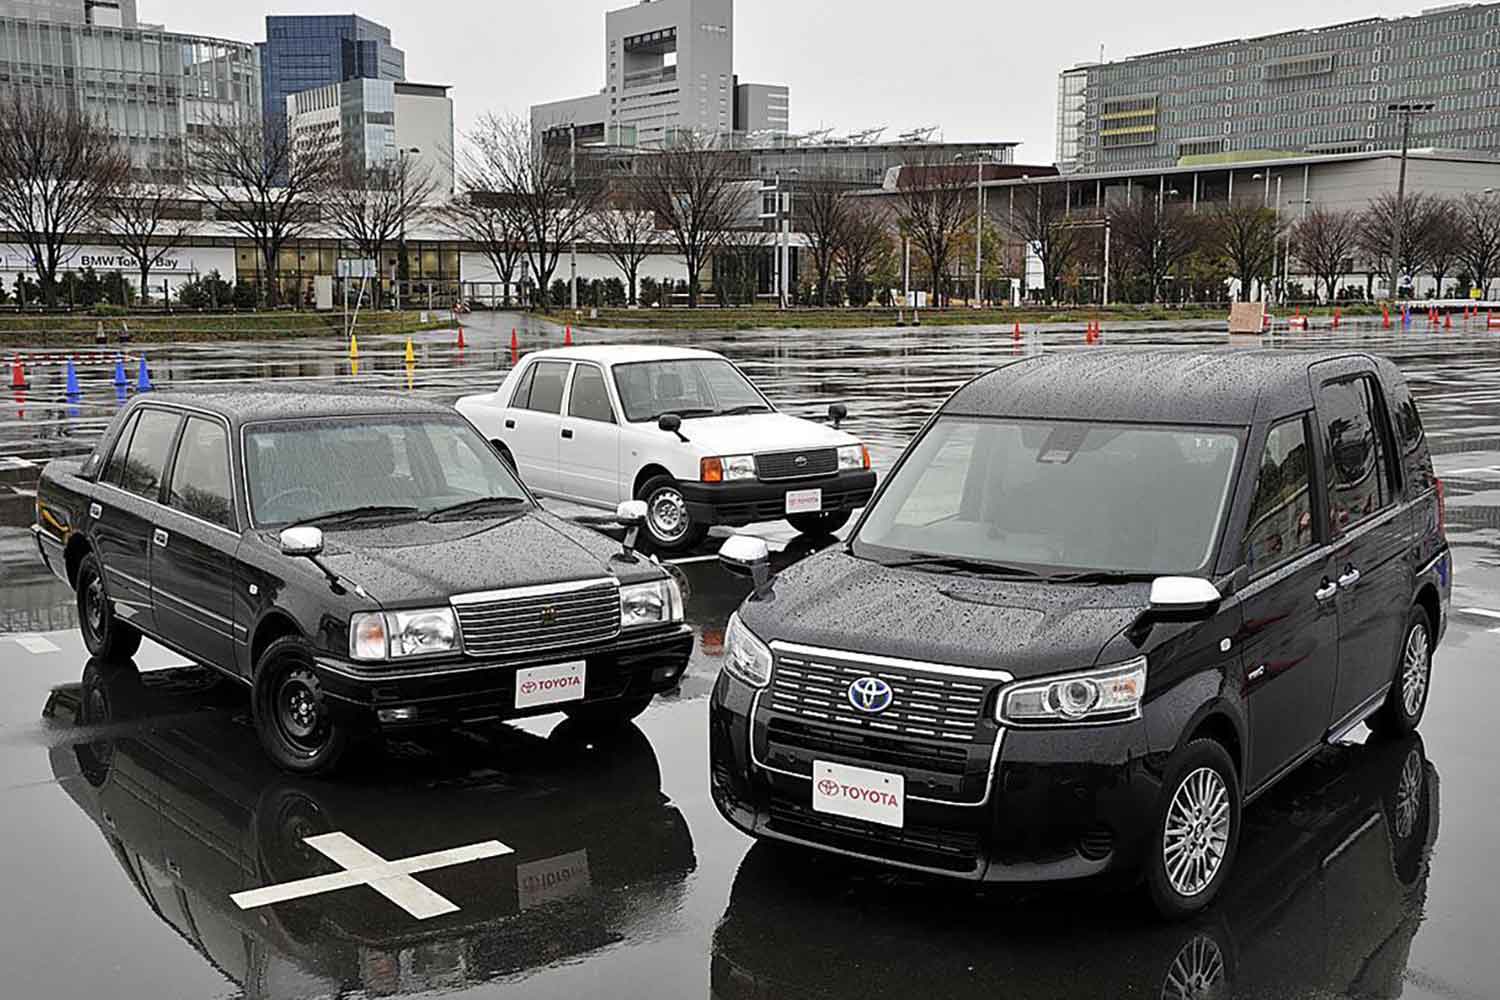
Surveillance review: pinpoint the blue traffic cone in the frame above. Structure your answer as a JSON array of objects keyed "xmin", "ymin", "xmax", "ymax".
[
  {"xmin": 64, "ymin": 357, "xmax": 80, "ymax": 397},
  {"xmin": 112, "ymin": 356, "xmax": 127, "ymax": 387},
  {"xmin": 135, "ymin": 357, "xmax": 153, "ymax": 392}
]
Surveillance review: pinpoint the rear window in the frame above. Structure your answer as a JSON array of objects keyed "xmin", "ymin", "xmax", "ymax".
[
  {"xmin": 117, "ymin": 408, "xmax": 181, "ymax": 501},
  {"xmin": 521, "ymin": 362, "xmax": 569, "ymax": 414}
]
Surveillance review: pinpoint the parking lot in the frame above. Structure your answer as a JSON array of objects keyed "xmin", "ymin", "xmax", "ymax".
[{"xmin": 3, "ymin": 314, "xmax": 1499, "ymax": 998}]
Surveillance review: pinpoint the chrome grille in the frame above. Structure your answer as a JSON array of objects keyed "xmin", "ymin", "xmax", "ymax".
[
  {"xmin": 768, "ymin": 649, "xmax": 993, "ymax": 742},
  {"xmin": 755, "ymin": 448, "xmax": 837, "ymax": 481},
  {"xmin": 453, "ymin": 579, "xmax": 620, "ymax": 657}
]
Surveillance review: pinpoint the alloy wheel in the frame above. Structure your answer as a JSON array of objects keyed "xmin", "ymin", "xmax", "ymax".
[
  {"xmin": 1160, "ymin": 933, "xmax": 1226, "ymax": 1000},
  {"xmin": 1395, "ymin": 747, "xmax": 1424, "ymax": 840},
  {"xmin": 1401, "ymin": 624, "xmax": 1430, "ymax": 718},
  {"xmin": 1162, "ymin": 766, "xmax": 1232, "ymax": 898}
]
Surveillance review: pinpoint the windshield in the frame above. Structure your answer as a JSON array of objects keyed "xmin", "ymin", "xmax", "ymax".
[
  {"xmin": 612, "ymin": 359, "xmax": 771, "ymax": 423},
  {"xmin": 244, "ymin": 415, "xmax": 532, "ymax": 527},
  {"xmin": 854, "ymin": 416, "xmax": 1241, "ymax": 576}
]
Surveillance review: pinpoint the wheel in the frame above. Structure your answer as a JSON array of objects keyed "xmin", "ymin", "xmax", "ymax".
[
  {"xmin": 1380, "ymin": 739, "xmax": 1433, "ymax": 885},
  {"xmin": 1145, "ymin": 739, "xmax": 1241, "ymax": 920},
  {"xmin": 638, "ymin": 474, "xmax": 708, "ymax": 552},
  {"xmin": 561, "ymin": 694, "xmax": 653, "ymax": 731},
  {"xmin": 252, "ymin": 636, "xmax": 352, "ymax": 774},
  {"xmin": 1369, "ymin": 607, "xmax": 1432, "ymax": 738},
  {"xmin": 1156, "ymin": 924, "xmax": 1235, "ymax": 1000},
  {"xmin": 76, "ymin": 553, "xmax": 141, "ymax": 660},
  {"xmin": 786, "ymin": 510, "xmax": 851, "ymax": 537}
]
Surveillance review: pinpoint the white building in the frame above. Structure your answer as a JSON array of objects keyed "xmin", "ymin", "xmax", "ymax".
[
  {"xmin": 0, "ymin": 0, "xmax": 137, "ymax": 26},
  {"xmin": 288, "ymin": 79, "xmax": 454, "ymax": 199}
]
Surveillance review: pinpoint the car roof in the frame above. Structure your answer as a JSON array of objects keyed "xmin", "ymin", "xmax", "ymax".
[
  {"xmin": 520, "ymin": 344, "xmax": 726, "ymax": 365},
  {"xmin": 132, "ymin": 387, "xmax": 454, "ymax": 426},
  {"xmin": 942, "ymin": 349, "xmax": 1387, "ymax": 425}
]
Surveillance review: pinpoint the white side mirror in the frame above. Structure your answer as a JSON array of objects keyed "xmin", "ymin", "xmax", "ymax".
[
  {"xmin": 1148, "ymin": 576, "xmax": 1221, "ymax": 613},
  {"xmin": 279, "ymin": 525, "xmax": 325, "ymax": 558},
  {"xmin": 616, "ymin": 500, "xmax": 647, "ymax": 526},
  {"xmin": 719, "ymin": 535, "xmax": 772, "ymax": 594}
]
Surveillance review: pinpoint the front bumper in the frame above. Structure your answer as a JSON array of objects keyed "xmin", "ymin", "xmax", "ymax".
[
  {"xmin": 709, "ymin": 669, "xmax": 1161, "ymax": 883},
  {"xmin": 311, "ymin": 624, "xmax": 693, "ymax": 725},
  {"xmin": 679, "ymin": 470, "xmax": 876, "ymax": 527}
]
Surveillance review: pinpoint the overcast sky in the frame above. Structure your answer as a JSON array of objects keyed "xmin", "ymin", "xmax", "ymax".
[{"xmin": 148, "ymin": 0, "xmax": 1434, "ymax": 163}]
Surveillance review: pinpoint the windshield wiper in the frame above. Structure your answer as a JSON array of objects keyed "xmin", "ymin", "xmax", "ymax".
[
  {"xmin": 1046, "ymin": 570, "xmax": 1157, "ymax": 584},
  {"xmin": 295, "ymin": 504, "xmax": 421, "ymax": 527},
  {"xmin": 880, "ymin": 554, "xmax": 1045, "ymax": 578},
  {"xmin": 424, "ymin": 496, "xmax": 529, "ymax": 522},
  {"xmin": 717, "ymin": 404, "xmax": 771, "ymax": 416}
]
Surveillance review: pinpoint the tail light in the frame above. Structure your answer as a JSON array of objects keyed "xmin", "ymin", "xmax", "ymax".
[{"xmin": 1435, "ymin": 476, "xmax": 1446, "ymax": 535}]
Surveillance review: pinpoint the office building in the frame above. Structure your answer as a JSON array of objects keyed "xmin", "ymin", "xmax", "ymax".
[
  {"xmin": 532, "ymin": 0, "xmax": 789, "ymax": 147},
  {"xmin": 0, "ymin": 12, "xmax": 260, "ymax": 168},
  {"xmin": 288, "ymin": 79, "xmax": 455, "ymax": 198},
  {"xmin": 1057, "ymin": 2, "xmax": 1500, "ymax": 174},
  {"xmin": 260, "ymin": 14, "xmax": 403, "ymax": 140},
  {"xmin": 733, "ymin": 82, "xmax": 788, "ymax": 134},
  {"xmin": 0, "ymin": 0, "xmax": 136, "ymax": 26}
]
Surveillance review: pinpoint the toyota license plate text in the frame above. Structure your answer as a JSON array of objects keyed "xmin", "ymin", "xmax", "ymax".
[
  {"xmin": 514, "ymin": 661, "xmax": 586, "ymax": 709},
  {"xmin": 812, "ymin": 760, "xmax": 905, "ymax": 828},
  {"xmin": 785, "ymin": 489, "xmax": 823, "ymax": 514}
]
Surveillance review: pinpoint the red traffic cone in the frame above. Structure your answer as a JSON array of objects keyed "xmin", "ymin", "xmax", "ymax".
[
  {"xmin": 1382, "ymin": 304, "xmax": 1391, "ymax": 328},
  {"xmin": 1444, "ymin": 311, "xmax": 1452, "ymax": 330},
  {"xmin": 564, "ymin": 325, "xmax": 573, "ymax": 346},
  {"xmin": 1012, "ymin": 321, "xmax": 1022, "ymax": 342},
  {"xmin": 456, "ymin": 325, "xmax": 466, "ymax": 349},
  {"xmin": 510, "ymin": 328, "xmax": 519, "ymax": 352},
  {"xmin": 1332, "ymin": 308, "xmax": 1341, "ymax": 329},
  {"xmin": 9, "ymin": 356, "xmax": 25, "ymax": 389}
]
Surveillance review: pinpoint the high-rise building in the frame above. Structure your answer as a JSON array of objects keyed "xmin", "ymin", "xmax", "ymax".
[
  {"xmin": 0, "ymin": 0, "xmax": 136, "ymax": 27},
  {"xmin": 733, "ymin": 82, "xmax": 788, "ymax": 135},
  {"xmin": 288, "ymin": 79, "xmax": 455, "ymax": 198},
  {"xmin": 1057, "ymin": 2, "xmax": 1500, "ymax": 174},
  {"xmin": 532, "ymin": 0, "xmax": 789, "ymax": 147},
  {"xmin": 260, "ymin": 14, "xmax": 404, "ymax": 139}
]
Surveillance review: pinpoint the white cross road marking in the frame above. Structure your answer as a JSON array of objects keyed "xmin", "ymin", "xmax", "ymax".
[
  {"xmin": 10, "ymin": 635, "xmax": 60, "ymax": 654},
  {"xmin": 230, "ymin": 831, "xmax": 512, "ymax": 920},
  {"xmin": 1458, "ymin": 608, "xmax": 1500, "ymax": 634}
]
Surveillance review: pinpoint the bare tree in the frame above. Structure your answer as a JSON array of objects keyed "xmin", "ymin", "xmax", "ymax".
[
  {"xmin": 1206, "ymin": 201, "xmax": 1279, "ymax": 301},
  {"xmin": 1107, "ymin": 196, "xmax": 1202, "ymax": 302},
  {"xmin": 0, "ymin": 91, "xmax": 129, "ymax": 305},
  {"xmin": 323, "ymin": 154, "xmax": 437, "ymax": 308},
  {"xmin": 186, "ymin": 115, "xmax": 335, "ymax": 307},
  {"xmin": 797, "ymin": 173, "xmax": 855, "ymax": 306},
  {"xmin": 634, "ymin": 132, "xmax": 755, "ymax": 307},
  {"xmin": 1290, "ymin": 207, "xmax": 1361, "ymax": 302},
  {"xmin": 838, "ymin": 199, "xmax": 896, "ymax": 307},
  {"xmin": 440, "ymin": 191, "xmax": 525, "ymax": 307},
  {"xmin": 95, "ymin": 160, "xmax": 198, "ymax": 306},
  {"xmin": 887, "ymin": 154, "xmax": 972, "ymax": 306},
  {"xmin": 584, "ymin": 184, "xmax": 663, "ymax": 306},
  {"xmin": 1359, "ymin": 191, "xmax": 1435, "ymax": 297},
  {"xmin": 1008, "ymin": 182, "xmax": 1087, "ymax": 302},
  {"xmin": 1420, "ymin": 196, "xmax": 1465, "ymax": 296},
  {"xmin": 1457, "ymin": 191, "xmax": 1500, "ymax": 299}
]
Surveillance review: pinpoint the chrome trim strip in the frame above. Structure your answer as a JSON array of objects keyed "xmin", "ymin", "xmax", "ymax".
[
  {"xmin": 747, "ymin": 687, "xmax": 1007, "ymax": 808},
  {"xmin": 1240, "ymin": 494, "xmax": 1426, "ymax": 602},
  {"xmin": 1325, "ymin": 684, "xmax": 1391, "ymax": 744},
  {"xmin": 32, "ymin": 523, "xmax": 64, "ymax": 546},
  {"xmin": 451, "ymin": 576, "xmax": 618, "ymax": 606},
  {"xmin": 1418, "ymin": 548, "xmax": 1449, "ymax": 576},
  {"xmin": 105, "ymin": 566, "xmax": 150, "ymax": 591},
  {"xmin": 769, "ymin": 641, "xmax": 1015, "ymax": 683},
  {"xmin": 1333, "ymin": 502, "xmax": 1406, "ymax": 546}
]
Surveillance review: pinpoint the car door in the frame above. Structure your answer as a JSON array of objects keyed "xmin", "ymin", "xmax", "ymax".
[
  {"xmin": 94, "ymin": 406, "xmax": 182, "ymax": 637},
  {"xmin": 1311, "ymin": 365, "xmax": 1411, "ymax": 731},
  {"xmin": 154, "ymin": 415, "xmax": 241, "ymax": 673},
  {"xmin": 1235, "ymin": 414, "xmax": 1341, "ymax": 792},
  {"xmin": 504, "ymin": 359, "xmax": 570, "ymax": 495},
  {"xmin": 557, "ymin": 362, "xmax": 622, "ymax": 506}
]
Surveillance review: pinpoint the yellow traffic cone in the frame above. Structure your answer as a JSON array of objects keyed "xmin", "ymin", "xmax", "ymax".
[
  {"xmin": 349, "ymin": 334, "xmax": 360, "ymax": 359},
  {"xmin": 404, "ymin": 337, "xmax": 415, "ymax": 365}
]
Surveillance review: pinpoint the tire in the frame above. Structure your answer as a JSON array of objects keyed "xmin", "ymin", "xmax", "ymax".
[
  {"xmin": 252, "ymin": 635, "xmax": 352, "ymax": 775},
  {"xmin": 76, "ymin": 553, "xmax": 142, "ymax": 660},
  {"xmin": 638, "ymin": 474, "xmax": 708, "ymax": 552},
  {"xmin": 561, "ymin": 694, "xmax": 653, "ymax": 731},
  {"xmin": 1369, "ymin": 606, "xmax": 1432, "ymax": 738},
  {"xmin": 786, "ymin": 510, "xmax": 851, "ymax": 537},
  {"xmin": 1145, "ymin": 738, "xmax": 1242, "ymax": 920}
]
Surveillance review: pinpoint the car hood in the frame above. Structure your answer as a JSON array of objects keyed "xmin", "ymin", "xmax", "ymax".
[
  {"xmin": 311, "ymin": 511, "xmax": 644, "ymax": 606},
  {"xmin": 738, "ymin": 549, "xmax": 1145, "ymax": 680},
  {"xmin": 675, "ymin": 412, "xmax": 857, "ymax": 456}
]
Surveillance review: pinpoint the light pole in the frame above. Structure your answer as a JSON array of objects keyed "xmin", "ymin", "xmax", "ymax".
[
  {"xmin": 956, "ymin": 153, "xmax": 985, "ymax": 307},
  {"xmin": 396, "ymin": 146, "xmax": 421, "ymax": 312},
  {"xmin": 568, "ymin": 124, "xmax": 578, "ymax": 312},
  {"xmin": 779, "ymin": 169, "xmax": 798, "ymax": 309},
  {"xmin": 1387, "ymin": 102, "xmax": 1435, "ymax": 301},
  {"xmin": 1253, "ymin": 172, "xmax": 1284, "ymax": 304}
]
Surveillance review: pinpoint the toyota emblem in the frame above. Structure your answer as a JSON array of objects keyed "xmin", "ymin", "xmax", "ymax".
[
  {"xmin": 848, "ymin": 676, "xmax": 894, "ymax": 714},
  {"xmin": 794, "ymin": 454, "xmax": 809, "ymax": 467},
  {"xmin": 540, "ymin": 606, "xmax": 557, "ymax": 625},
  {"xmin": 817, "ymin": 778, "xmax": 840, "ymax": 797}
]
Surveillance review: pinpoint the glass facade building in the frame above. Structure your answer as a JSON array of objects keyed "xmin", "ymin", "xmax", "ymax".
[
  {"xmin": 0, "ymin": 13, "xmax": 260, "ymax": 168},
  {"xmin": 1058, "ymin": 1, "xmax": 1500, "ymax": 174},
  {"xmin": 259, "ymin": 14, "xmax": 403, "ymax": 137}
]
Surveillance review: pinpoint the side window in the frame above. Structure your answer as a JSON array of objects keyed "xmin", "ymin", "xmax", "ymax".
[
  {"xmin": 523, "ymin": 362, "xmax": 569, "ymax": 414},
  {"xmin": 118, "ymin": 409, "xmax": 181, "ymax": 501},
  {"xmin": 100, "ymin": 411, "xmax": 141, "ymax": 487},
  {"xmin": 167, "ymin": 417, "xmax": 234, "ymax": 529},
  {"xmin": 567, "ymin": 365, "xmax": 615, "ymax": 423},
  {"xmin": 1319, "ymin": 376, "xmax": 1396, "ymax": 534},
  {"xmin": 1388, "ymin": 378, "xmax": 1435, "ymax": 494},
  {"xmin": 509, "ymin": 363, "xmax": 536, "ymax": 409},
  {"xmin": 1242, "ymin": 417, "xmax": 1315, "ymax": 576}
]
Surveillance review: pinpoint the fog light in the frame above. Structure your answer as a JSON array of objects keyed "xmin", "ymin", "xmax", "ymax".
[
  {"xmin": 378, "ymin": 707, "xmax": 419, "ymax": 723},
  {"xmin": 652, "ymin": 665, "xmax": 683, "ymax": 684}
]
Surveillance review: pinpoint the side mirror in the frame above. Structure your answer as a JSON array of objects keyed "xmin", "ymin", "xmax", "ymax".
[
  {"xmin": 828, "ymin": 402, "xmax": 848, "ymax": 428},
  {"xmin": 658, "ymin": 412, "xmax": 688, "ymax": 442},
  {"xmin": 719, "ymin": 534, "xmax": 772, "ymax": 596},
  {"xmin": 616, "ymin": 499, "xmax": 645, "ymax": 559},
  {"xmin": 279, "ymin": 525, "xmax": 324, "ymax": 558},
  {"xmin": 1148, "ymin": 576, "xmax": 1222, "ymax": 616}
]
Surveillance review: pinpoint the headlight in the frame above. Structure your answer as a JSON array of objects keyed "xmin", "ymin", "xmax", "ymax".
[
  {"xmin": 701, "ymin": 455, "xmax": 757, "ymax": 482},
  {"xmin": 723, "ymin": 611, "xmax": 772, "ymax": 688},
  {"xmin": 350, "ymin": 608, "xmax": 459, "ymax": 661},
  {"xmin": 997, "ymin": 658, "xmax": 1146, "ymax": 726},
  {"xmin": 620, "ymin": 578, "xmax": 684, "ymax": 629},
  {"xmin": 838, "ymin": 444, "xmax": 870, "ymax": 471}
]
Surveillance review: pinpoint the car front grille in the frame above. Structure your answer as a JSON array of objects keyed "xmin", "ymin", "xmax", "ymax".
[
  {"xmin": 767, "ymin": 796, "xmax": 983, "ymax": 873},
  {"xmin": 452, "ymin": 579, "xmax": 621, "ymax": 658},
  {"xmin": 755, "ymin": 448, "xmax": 838, "ymax": 481},
  {"xmin": 764, "ymin": 717, "xmax": 972, "ymax": 799}
]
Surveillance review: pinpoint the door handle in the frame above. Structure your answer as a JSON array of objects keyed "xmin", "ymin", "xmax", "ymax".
[
  {"xmin": 1337, "ymin": 567, "xmax": 1361, "ymax": 588},
  {"xmin": 1315, "ymin": 579, "xmax": 1338, "ymax": 602},
  {"xmin": 561, "ymin": 428, "xmax": 574, "ymax": 439},
  {"xmin": 88, "ymin": 502, "xmax": 102, "ymax": 519},
  {"xmin": 153, "ymin": 528, "xmax": 169, "ymax": 548},
  {"xmin": 504, "ymin": 419, "xmax": 516, "ymax": 430}
]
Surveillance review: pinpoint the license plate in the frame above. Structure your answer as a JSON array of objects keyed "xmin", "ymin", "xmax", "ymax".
[
  {"xmin": 812, "ymin": 760, "xmax": 904, "ymax": 828},
  {"xmin": 785, "ymin": 488, "xmax": 823, "ymax": 514},
  {"xmin": 514, "ymin": 661, "xmax": 586, "ymax": 709},
  {"xmin": 516, "ymin": 849, "xmax": 592, "ymax": 910}
]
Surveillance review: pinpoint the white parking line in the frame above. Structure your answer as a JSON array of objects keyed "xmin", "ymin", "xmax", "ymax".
[
  {"xmin": 1458, "ymin": 608, "xmax": 1500, "ymax": 634},
  {"xmin": 8, "ymin": 635, "xmax": 60, "ymax": 654}
]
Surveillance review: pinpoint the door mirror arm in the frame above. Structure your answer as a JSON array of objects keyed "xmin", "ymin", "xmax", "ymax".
[
  {"xmin": 279, "ymin": 525, "xmax": 348, "ymax": 594},
  {"xmin": 657, "ymin": 413, "xmax": 689, "ymax": 443}
]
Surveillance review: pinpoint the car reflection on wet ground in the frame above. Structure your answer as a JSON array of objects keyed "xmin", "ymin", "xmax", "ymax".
[{"xmin": 2, "ymin": 313, "xmax": 1500, "ymax": 998}]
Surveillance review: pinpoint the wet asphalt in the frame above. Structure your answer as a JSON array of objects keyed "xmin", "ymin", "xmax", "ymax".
[{"xmin": 2, "ymin": 312, "xmax": 1500, "ymax": 998}]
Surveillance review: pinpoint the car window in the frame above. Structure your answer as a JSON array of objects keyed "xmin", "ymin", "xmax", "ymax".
[
  {"xmin": 567, "ymin": 364, "xmax": 615, "ymax": 423},
  {"xmin": 117, "ymin": 408, "xmax": 181, "ymax": 501},
  {"xmin": 523, "ymin": 362, "xmax": 569, "ymax": 414},
  {"xmin": 510, "ymin": 362, "xmax": 536, "ymax": 409},
  {"xmin": 612, "ymin": 359, "xmax": 768, "ymax": 422},
  {"xmin": 168, "ymin": 417, "xmax": 234, "ymax": 529},
  {"xmin": 1242, "ymin": 417, "xmax": 1315, "ymax": 577},
  {"xmin": 1319, "ymin": 377, "xmax": 1397, "ymax": 534},
  {"xmin": 100, "ymin": 411, "xmax": 141, "ymax": 487}
]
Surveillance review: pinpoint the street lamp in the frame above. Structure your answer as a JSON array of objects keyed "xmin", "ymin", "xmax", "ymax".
[
  {"xmin": 397, "ymin": 146, "xmax": 421, "ymax": 312},
  {"xmin": 956, "ymin": 153, "xmax": 986, "ymax": 307},
  {"xmin": 568, "ymin": 123, "xmax": 578, "ymax": 312},
  {"xmin": 1253, "ymin": 171, "xmax": 1285, "ymax": 305},
  {"xmin": 779, "ymin": 168, "xmax": 798, "ymax": 309},
  {"xmin": 1386, "ymin": 101, "xmax": 1435, "ymax": 300}
]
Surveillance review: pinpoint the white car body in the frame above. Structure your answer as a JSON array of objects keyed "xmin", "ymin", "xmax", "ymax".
[{"xmin": 454, "ymin": 346, "xmax": 873, "ymax": 542}]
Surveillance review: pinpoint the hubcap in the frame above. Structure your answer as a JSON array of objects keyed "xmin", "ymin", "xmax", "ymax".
[
  {"xmin": 1162, "ymin": 766, "xmax": 1231, "ymax": 898},
  {"xmin": 276, "ymin": 674, "xmax": 326, "ymax": 749},
  {"xmin": 1395, "ymin": 747, "xmax": 1423, "ymax": 840},
  {"xmin": 1401, "ymin": 624, "xmax": 1430, "ymax": 718},
  {"xmin": 1161, "ymin": 933, "xmax": 1226, "ymax": 1000},
  {"xmin": 647, "ymin": 487, "xmax": 690, "ymax": 542},
  {"xmin": 84, "ymin": 575, "xmax": 105, "ymax": 636}
]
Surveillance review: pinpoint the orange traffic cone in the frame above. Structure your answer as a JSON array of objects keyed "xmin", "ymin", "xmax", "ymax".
[
  {"xmin": 1012, "ymin": 321, "xmax": 1022, "ymax": 342},
  {"xmin": 1332, "ymin": 308, "xmax": 1341, "ymax": 329},
  {"xmin": 1382, "ymin": 304, "xmax": 1391, "ymax": 328},
  {"xmin": 9, "ymin": 356, "xmax": 25, "ymax": 389},
  {"xmin": 1444, "ymin": 311, "xmax": 1452, "ymax": 330},
  {"xmin": 456, "ymin": 325, "xmax": 466, "ymax": 349},
  {"xmin": 564, "ymin": 325, "xmax": 573, "ymax": 346}
]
